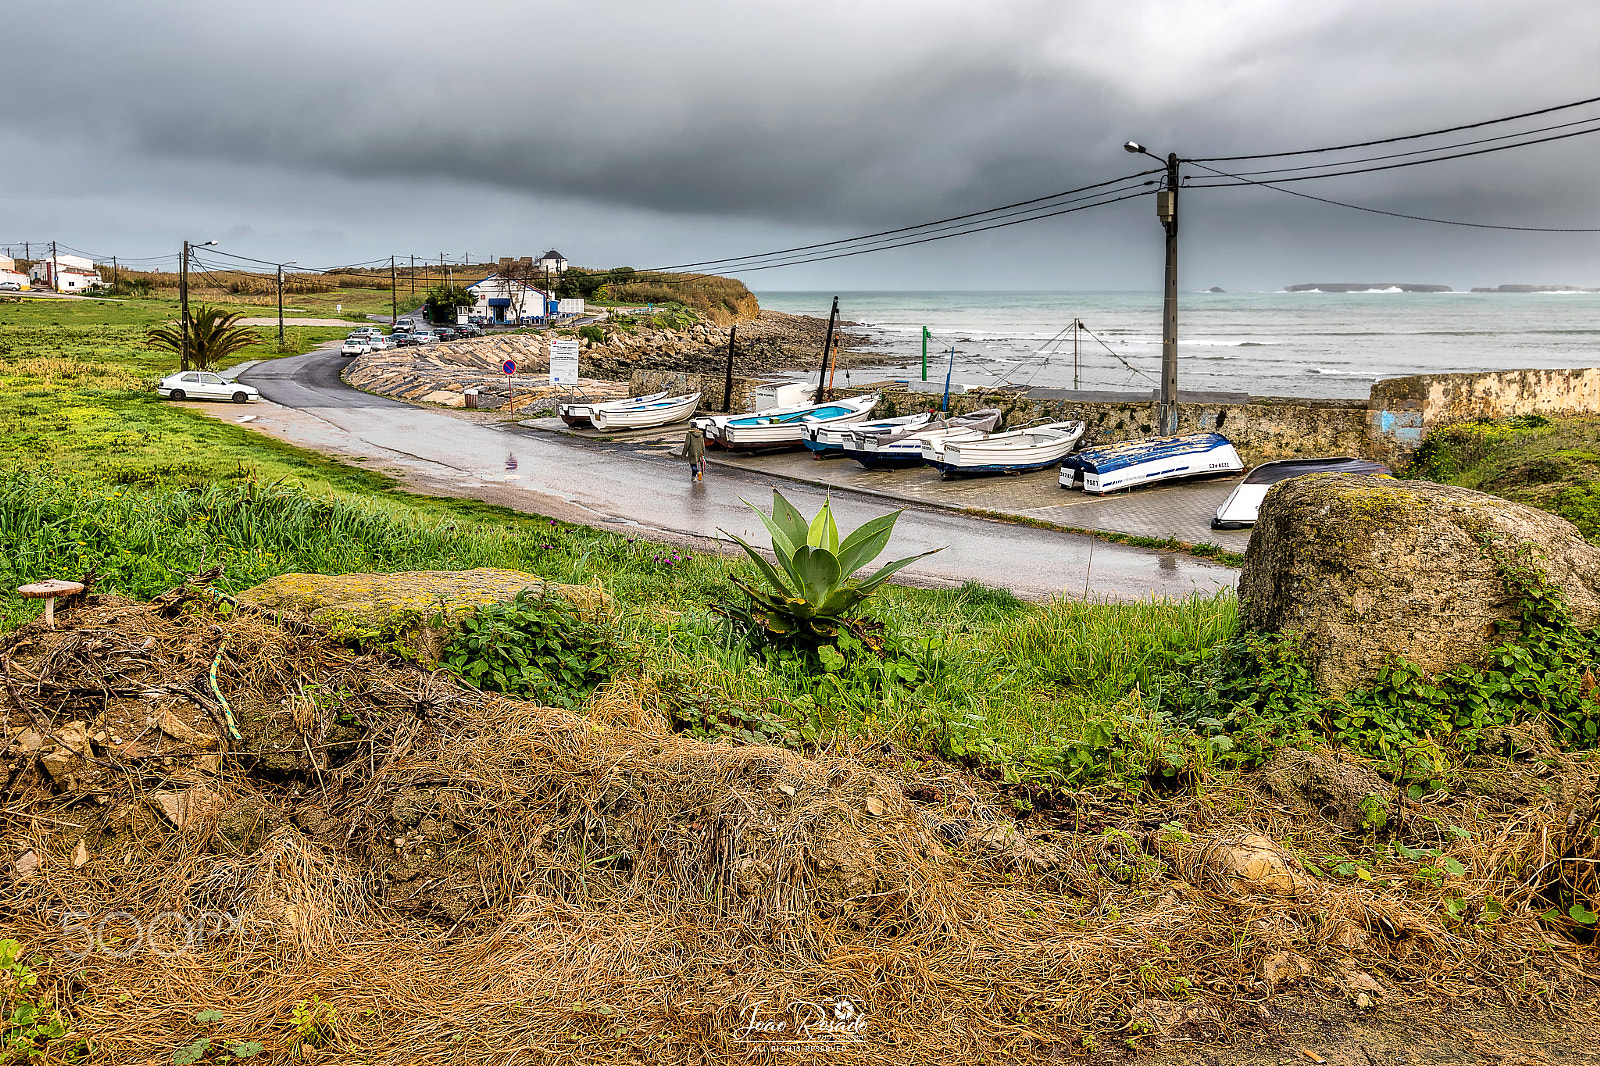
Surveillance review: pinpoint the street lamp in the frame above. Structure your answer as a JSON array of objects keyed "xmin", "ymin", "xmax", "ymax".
[
  {"xmin": 179, "ymin": 240, "xmax": 218, "ymax": 371},
  {"xmin": 276, "ymin": 261, "xmax": 298, "ymax": 351},
  {"xmin": 1125, "ymin": 141, "xmax": 1182, "ymax": 434}
]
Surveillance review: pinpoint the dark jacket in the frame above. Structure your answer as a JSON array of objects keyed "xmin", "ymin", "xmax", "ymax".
[{"xmin": 684, "ymin": 426, "xmax": 706, "ymax": 463}]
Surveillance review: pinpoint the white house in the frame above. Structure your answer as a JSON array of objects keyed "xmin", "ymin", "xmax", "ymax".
[
  {"xmin": 0, "ymin": 255, "xmax": 25, "ymax": 289},
  {"xmin": 468, "ymin": 273, "xmax": 549, "ymax": 324},
  {"xmin": 534, "ymin": 249, "xmax": 568, "ymax": 275},
  {"xmin": 29, "ymin": 253, "xmax": 101, "ymax": 292}
]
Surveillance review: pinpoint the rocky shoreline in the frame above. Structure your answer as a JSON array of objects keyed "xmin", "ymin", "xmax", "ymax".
[{"xmin": 343, "ymin": 309, "xmax": 866, "ymax": 412}]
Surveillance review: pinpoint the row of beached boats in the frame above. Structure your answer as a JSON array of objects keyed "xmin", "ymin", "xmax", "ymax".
[{"xmin": 556, "ymin": 388, "xmax": 1386, "ymax": 525}]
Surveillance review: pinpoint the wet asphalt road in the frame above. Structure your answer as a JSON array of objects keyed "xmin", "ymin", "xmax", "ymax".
[{"xmin": 238, "ymin": 350, "xmax": 1237, "ymax": 601}]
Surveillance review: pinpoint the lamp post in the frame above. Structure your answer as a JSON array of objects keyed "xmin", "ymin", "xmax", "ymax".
[
  {"xmin": 1124, "ymin": 142, "xmax": 1181, "ymax": 435},
  {"xmin": 179, "ymin": 239, "xmax": 218, "ymax": 371},
  {"xmin": 275, "ymin": 260, "xmax": 298, "ymax": 351}
]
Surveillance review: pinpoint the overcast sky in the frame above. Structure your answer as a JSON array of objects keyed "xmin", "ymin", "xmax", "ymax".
[{"xmin": 3, "ymin": 0, "xmax": 1597, "ymax": 290}]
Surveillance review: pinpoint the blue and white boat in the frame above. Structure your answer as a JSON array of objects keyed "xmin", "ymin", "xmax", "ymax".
[
  {"xmin": 1061, "ymin": 432, "xmax": 1245, "ymax": 495},
  {"xmin": 844, "ymin": 409, "xmax": 1003, "ymax": 469},
  {"xmin": 803, "ymin": 411, "xmax": 932, "ymax": 457},
  {"xmin": 924, "ymin": 421, "xmax": 1086, "ymax": 478},
  {"xmin": 711, "ymin": 393, "xmax": 881, "ymax": 450}
]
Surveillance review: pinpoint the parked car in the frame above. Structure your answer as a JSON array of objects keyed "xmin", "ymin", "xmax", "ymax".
[
  {"xmin": 157, "ymin": 371, "xmax": 259, "ymax": 403},
  {"xmin": 366, "ymin": 334, "xmax": 393, "ymax": 351},
  {"xmin": 393, "ymin": 320, "xmax": 416, "ymax": 334},
  {"xmin": 341, "ymin": 339, "xmax": 371, "ymax": 357},
  {"xmin": 435, "ymin": 328, "xmax": 458, "ymax": 341},
  {"xmin": 453, "ymin": 323, "xmax": 482, "ymax": 337},
  {"xmin": 0, "ymin": 281, "xmax": 21, "ymax": 292},
  {"xmin": 391, "ymin": 333, "xmax": 419, "ymax": 347},
  {"xmin": 413, "ymin": 332, "xmax": 437, "ymax": 345}
]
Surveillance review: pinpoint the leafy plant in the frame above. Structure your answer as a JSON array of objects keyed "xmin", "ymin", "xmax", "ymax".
[
  {"xmin": 288, "ymin": 996, "xmax": 336, "ymax": 1056},
  {"xmin": 440, "ymin": 591, "xmax": 618, "ymax": 708},
  {"xmin": 146, "ymin": 305, "xmax": 259, "ymax": 371},
  {"xmin": 1, "ymin": 940, "xmax": 84, "ymax": 1062},
  {"xmin": 722, "ymin": 490, "xmax": 941, "ymax": 644}
]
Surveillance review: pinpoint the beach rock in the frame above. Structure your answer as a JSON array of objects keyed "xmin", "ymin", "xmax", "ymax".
[
  {"xmin": 237, "ymin": 569, "xmax": 609, "ymax": 662},
  {"xmin": 1239, "ymin": 475, "xmax": 1600, "ymax": 694},
  {"xmin": 1192, "ymin": 832, "xmax": 1312, "ymax": 898}
]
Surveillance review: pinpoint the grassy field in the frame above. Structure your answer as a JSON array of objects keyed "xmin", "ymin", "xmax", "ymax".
[{"xmin": 0, "ymin": 294, "xmax": 1239, "ymax": 791}]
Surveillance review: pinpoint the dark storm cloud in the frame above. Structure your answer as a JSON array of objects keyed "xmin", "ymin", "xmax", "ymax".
[{"xmin": 2, "ymin": 0, "xmax": 1596, "ymax": 281}]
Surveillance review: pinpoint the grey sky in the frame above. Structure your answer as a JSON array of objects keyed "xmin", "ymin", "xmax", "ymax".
[{"xmin": 3, "ymin": 0, "xmax": 1597, "ymax": 289}]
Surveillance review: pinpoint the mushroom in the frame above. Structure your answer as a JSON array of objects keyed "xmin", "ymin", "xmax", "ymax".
[{"xmin": 16, "ymin": 579, "xmax": 86, "ymax": 628}]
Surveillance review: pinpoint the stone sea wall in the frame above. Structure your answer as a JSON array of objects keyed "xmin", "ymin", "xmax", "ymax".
[{"xmin": 1368, "ymin": 367, "xmax": 1600, "ymax": 461}]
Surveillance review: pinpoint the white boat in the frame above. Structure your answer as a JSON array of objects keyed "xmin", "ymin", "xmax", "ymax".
[
  {"xmin": 1061, "ymin": 432, "xmax": 1245, "ymax": 495},
  {"xmin": 560, "ymin": 389, "xmax": 668, "ymax": 427},
  {"xmin": 844, "ymin": 409, "xmax": 1003, "ymax": 469},
  {"xmin": 591, "ymin": 391, "xmax": 702, "ymax": 430},
  {"xmin": 713, "ymin": 393, "xmax": 882, "ymax": 450},
  {"xmin": 1212, "ymin": 456, "xmax": 1391, "ymax": 529},
  {"xmin": 924, "ymin": 421, "xmax": 1086, "ymax": 478},
  {"xmin": 803, "ymin": 412, "xmax": 932, "ymax": 457}
]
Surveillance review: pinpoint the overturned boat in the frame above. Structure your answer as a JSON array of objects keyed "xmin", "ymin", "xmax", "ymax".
[
  {"xmin": 591, "ymin": 392, "xmax": 702, "ymax": 431},
  {"xmin": 1062, "ymin": 432, "xmax": 1245, "ymax": 495},
  {"xmin": 1212, "ymin": 455, "xmax": 1392, "ymax": 529},
  {"xmin": 924, "ymin": 420, "xmax": 1086, "ymax": 478},
  {"xmin": 560, "ymin": 389, "xmax": 668, "ymax": 427},
  {"xmin": 712, "ymin": 393, "xmax": 881, "ymax": 450},
  {"xmin": 844, "ymin": 409, "xmax": 1004, "ymax": 469},
  {"xmin": 804, "ymin": 411, "xmax": 933, "ymax": 457}
]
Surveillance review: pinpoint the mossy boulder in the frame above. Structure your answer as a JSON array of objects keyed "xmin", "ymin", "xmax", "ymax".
[
  {"xmin": 237, "ymin": 568, "xmax": 609, "ymax": 662},
  {"xmin": 1239, "ymin": 474, "xmax": 1600, "ymax": 694}
]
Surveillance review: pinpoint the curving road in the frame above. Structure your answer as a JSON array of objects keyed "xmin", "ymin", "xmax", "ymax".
[{"xmin": 237, "ymin": 350, "xmax": 1236, "ymax": 601}]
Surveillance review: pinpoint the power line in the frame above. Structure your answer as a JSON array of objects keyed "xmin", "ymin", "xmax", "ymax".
[
  {"xmin": 1189, "ymin": 93, "xmax": 1600, "ymax": 161},
  {"xmin": 1186, "ymin": 160, "xmax": 1600, "ymax": 232},
  {"xmin": 646, "ymin": 166, "xmax": 1165, "ymax": 272}
]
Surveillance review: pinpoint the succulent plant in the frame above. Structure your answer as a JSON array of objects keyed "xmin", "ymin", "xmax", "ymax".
[{"xmin": 722, "ymin": 490, "xmax": 941, "ymax": 642}]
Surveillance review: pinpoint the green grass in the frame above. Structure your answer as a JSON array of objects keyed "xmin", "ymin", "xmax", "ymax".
[
  {"xmin": 1407, "ymin": 415, "xmax": 1600, "ymax": 541},
  {"xmin": 0, "ymin": 296, "xmax": 1241, "ymax": 792}
]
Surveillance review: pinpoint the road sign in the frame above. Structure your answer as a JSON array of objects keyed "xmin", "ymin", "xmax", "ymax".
[
  {"xmin": 503, "ymin": 359, "xmax": 516, "ymax": 375},
  {"xmin": 550, "ymin": 338, "xmax": 580, "ymax": 385}
]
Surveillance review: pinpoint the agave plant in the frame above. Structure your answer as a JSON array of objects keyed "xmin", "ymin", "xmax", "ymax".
[{"xmin": 722, "ymin": 490, "xmax": 941, "ymax": 642}]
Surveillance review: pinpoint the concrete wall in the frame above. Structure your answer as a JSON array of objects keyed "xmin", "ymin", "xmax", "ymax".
[{"xmin": 1369, "ymin": 367, "xmax": 1600, "ymax": 464}]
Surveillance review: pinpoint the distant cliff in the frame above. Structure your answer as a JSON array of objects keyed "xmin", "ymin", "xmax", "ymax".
[
  {"xmin": 1286, "ymin": 283, "xmax": 1453, "ymax": 293},
  {"xmin": 1469, "ymin": 284, "xmax": 1600, "ymax": 293}
]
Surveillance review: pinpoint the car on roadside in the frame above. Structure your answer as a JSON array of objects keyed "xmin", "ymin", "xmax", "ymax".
[
  {"xmin": 366, "ymin": 334, "xmax": 393, "ymax": 351},
  {"xmin": 453, "ymin": 323, "xmax": 482, "ymax": 338},
  {"xmin": 157, "ymin": 371, "xmax": 259, "ymax": 403},
  {"xmin": 341, "ymin": 338, "xmax": 371, "ymax": 357},
  {"xmin": 391, "ymin": 333, "xmax": 420, "ymax": 347},
  {"xmin": 435, "ymin": 328, "xmax": 458, "ymax": 342},
  {"xmin": 393, "ymin": 320, "xmax": 416, "ymax": 334},
  {"xmin": 412, "ymin": 332, "xmax": 437, "ymax": 345},
  {"xmin": 0, "ymin": 281, "xmax": 21, "ymax": 292}
]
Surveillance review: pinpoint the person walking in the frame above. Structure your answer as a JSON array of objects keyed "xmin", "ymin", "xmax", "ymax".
[{"xmin": 683, "ymin": 424, "xmax": 706, "ymax": 483}]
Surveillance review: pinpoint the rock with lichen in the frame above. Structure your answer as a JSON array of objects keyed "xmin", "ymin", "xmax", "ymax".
[{"xmin": 1239, "ymin": 474, "xmax": 1600, "ymax": 694}]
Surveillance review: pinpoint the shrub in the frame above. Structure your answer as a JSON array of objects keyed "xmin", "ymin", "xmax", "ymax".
[{"xmin": 440, "ymin": 591, "xmax": 618, "ymax": 708}]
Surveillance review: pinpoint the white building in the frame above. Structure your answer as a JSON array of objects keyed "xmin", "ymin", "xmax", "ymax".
[
  {"xmin": 534, "ymin": 249, "xmax": 568, "ymax": 274},
  {"xmin": 0, "ymin": 255, "xmax": 25, "ymax": 289},
  {"xmin": 468, "ymin": 273, "xmax": 549, "ymax": 324},
  {"xmin": 29, "ymin": 253, "xmax": 102, "ymax": 292}
]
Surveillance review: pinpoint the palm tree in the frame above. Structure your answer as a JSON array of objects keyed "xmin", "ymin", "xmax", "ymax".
[{"xmin": 148, "ymin": 305, "xmax": 259, "ymax": 371}]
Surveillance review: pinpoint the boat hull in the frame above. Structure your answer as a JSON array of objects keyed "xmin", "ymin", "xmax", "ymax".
[
  {"xmin": 1211, "ymin": 455, "xmax": 1391, "ymax": 528},
  {"xmin": 1062, "ymin": 433, "xmax": 1245, "ymax": 495},
  {"xmin": 592, "ymin": 392, "xmax": 702, "ymax": 431},
  {"xmin": 717, "ymin": 394, "xmax": 881, "ymax": 449},
  {"xmin": 926, "ymin": 421, "xmax": 1086, "ymax": 478},
  {"xmin": 559, "ymin": 390, "xmax": 668, "ymax": 429}
]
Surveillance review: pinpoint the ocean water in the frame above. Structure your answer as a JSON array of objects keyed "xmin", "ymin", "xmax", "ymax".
[{"xmin": 753, "ymin": 290, "xmax": 1600, "ymax": 399}]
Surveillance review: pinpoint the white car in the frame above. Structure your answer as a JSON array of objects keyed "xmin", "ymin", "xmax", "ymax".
[
  {"xmin": 366, "ymin": 334, "xmax": 392, "ymax": 351},
  {"xmin": 341, "ymin": 339, "xmax": 371, "ymax": 357},
  {"xmin": 158, "ymin": 371, "xmax": 259, "ymax": 403}
]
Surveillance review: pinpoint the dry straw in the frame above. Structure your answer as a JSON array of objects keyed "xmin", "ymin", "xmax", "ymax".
[{"xmin": 1, "ymin": 590, "xmax": 1597, "ymax": 1063}]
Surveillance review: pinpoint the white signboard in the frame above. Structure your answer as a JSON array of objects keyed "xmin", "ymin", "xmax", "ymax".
[
  {"xmin": 550, "ymin": 338, "xmax": 580, "ymax": 384},
  {"xmin": 557, "ymin": 298, "xmax": 585, "ymax": 315}
]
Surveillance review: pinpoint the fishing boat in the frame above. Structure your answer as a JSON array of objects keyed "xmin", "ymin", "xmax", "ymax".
[
  {"xmin": 924, "ymin": 421, "xmax": 1086, "ymax": 478},
  {"xmin": 1061, "ymin": 432, "xmax": 1245, "ymax": 495},
  {"xmin": 803, "ymin": 412, "xmax": 933, "ymax": 457},
  {"xmin": 559, "ymin": 389, "xmax": 668, "ymax": 427},
  {"xmin": 591, "ymin": 391, "xmax": 702, "ymax": 431},
  {"xmin": 1212, "ymin": 456, "xmax": 1391, "ymax": 529},
  {"xmin": 713, "ymin": 393, "xmax": 882, "ymax": 450},
  {"xmin": 843, "ymin": 409, "xmax": 1003, "ymax": 469}
]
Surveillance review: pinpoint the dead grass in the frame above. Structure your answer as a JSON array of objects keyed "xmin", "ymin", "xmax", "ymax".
[{"xmin": 2, "ymin": 585, "xmax": 1598, "ymax": 1063}]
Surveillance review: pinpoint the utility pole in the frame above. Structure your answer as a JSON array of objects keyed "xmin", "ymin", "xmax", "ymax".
[
  {"xmin": 409, "ymin": 255, "xmax": 415, "ymax": 300},
  {"xmin": 180, "ymin": 240, "xmax": 190, "ymax": 370},
  {"xmin": 49, "ymin": 240, "xmax": 57, "ymax": 291},
  {"xmin": 111, "ymin": 256, "xmax": 118, "ymax": 293},
  {"xmin": 922, "ymin": 326, "xmax": 930, "ymax": 382},
  {"xmin": 723, "ymin": 323, "xmax": 737, "ymax": 413},
  {"xmin": 813, "ymin": 296, "xmax": 839, "ymax": 404},
  {"xmin": 1159, "ymin": 152, "xmax": 1179, "ymax": 434},
  {"xmin": 390, "ymin": 256, "xmax": 397, "ymax": 327},
  {"xmin": 276, "ymin": 264, "xmax": 286, "ymax": 351},
  {"xmin": 1073, "ymin": 318, "xmax": 1080, "ymax": 391}
]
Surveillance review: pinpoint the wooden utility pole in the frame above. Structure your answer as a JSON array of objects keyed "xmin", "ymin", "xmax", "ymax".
[
  {"xmin": 390, "ymin": 256, "xmax": 397, "ymax": 326},
  {"xmin": 409, "ymin": 255, "xmax": 415, "ymax": 299},
  {"xmin": 722, "ymin": 324, "xmax": 737, "ymax": 412},
  {"xmin": 111, "ymin": 256, "xmax": 118, "ymax": 293},
  {"xmin": 1159, "ymin": 152, "xmax": 1180, "ymax": 434},
  {"xmin": 276, "ymin": 264, "xmax": 286, "ymax": 351},
  {"xmin": 813, "ymin": 296, "xmax": 839, "ymax": 404},
  {"xmin": 48, "ymin": 241, "xmax": 56, "ymax": 291},
  {"xmin": 180, "ymin": 241, "xmax": 190, "ymax": 371}
]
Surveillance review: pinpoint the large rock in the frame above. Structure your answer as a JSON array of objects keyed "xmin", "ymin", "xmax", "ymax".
[
  {"xmin": 1240, "ymin": 474, "xmax": 1600, "ymax": 694},
  {"xmin": 238, "ymin": 569, "xmax": 608, "ymax": 661}
]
